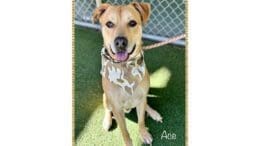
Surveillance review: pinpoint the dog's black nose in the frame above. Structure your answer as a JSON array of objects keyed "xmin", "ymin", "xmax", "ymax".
[{"xmin": 114, "ymin": 36, "xmax": 128, "ymax": 51}]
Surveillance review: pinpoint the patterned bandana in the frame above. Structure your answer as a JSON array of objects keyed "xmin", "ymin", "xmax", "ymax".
[{"xmin": 100, "ymin": 48, "xmax": 146, "ymax": 96}]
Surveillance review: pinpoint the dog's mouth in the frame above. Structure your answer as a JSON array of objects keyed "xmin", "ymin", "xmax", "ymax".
[{"xmin": 110, "ymin": 44, "xmax": 136, "ymax": 62}]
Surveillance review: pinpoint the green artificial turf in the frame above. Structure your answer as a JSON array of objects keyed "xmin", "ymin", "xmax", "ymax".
[{"xmin": 74, "ymin": 26, "xmax": 185, "ymax": 146}]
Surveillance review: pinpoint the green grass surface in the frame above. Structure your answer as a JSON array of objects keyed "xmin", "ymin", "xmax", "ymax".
[{"xmin": 74, "ymin": 26, "xmax": 185, "ymax": 146}]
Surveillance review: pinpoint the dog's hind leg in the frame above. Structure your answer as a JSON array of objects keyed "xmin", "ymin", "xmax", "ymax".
[
  {"xmin": 102, "ymin": 93, "xmax": 112, "ymax": 131},
  {"xmin": 146, "ymin": 104, "xmax": 163, "ymax": 123}
]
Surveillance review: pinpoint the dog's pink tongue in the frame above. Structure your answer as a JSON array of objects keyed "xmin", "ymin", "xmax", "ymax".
[{"xmin": 116, "ymin": 52, "xmax": 128, "ymax": 61}]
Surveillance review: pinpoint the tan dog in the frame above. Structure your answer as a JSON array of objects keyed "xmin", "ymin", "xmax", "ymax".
[{"xmin": 93, "ymin": 2, "xmax": 162, "ymax": 146}]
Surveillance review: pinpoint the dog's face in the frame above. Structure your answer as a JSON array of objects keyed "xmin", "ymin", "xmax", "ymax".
[{"xmin": 93, "ymin": 2, "xmax": 150, "ymax": 62}]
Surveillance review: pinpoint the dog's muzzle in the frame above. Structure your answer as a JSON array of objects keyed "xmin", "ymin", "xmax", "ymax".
[
  {"xmin": 110, "ymin": 36, "xmax": 136, "ymax": 62},
  {"xmin": 113, "ymin": 36, "xmax": 128, "ymax": 61}
]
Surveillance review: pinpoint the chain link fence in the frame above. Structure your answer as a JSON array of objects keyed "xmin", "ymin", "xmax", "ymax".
[{"xmin": 75, "ymin": 0, "xmax": 185, "ymax": 46}]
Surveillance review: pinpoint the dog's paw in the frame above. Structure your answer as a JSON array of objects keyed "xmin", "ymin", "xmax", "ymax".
[
  {"xmin": 140, "ymin": 128, "xmax": 153, "ymax": 144},
  {"xmin": 148, "ymin": 110, "xmax": 163, "ymax": 123},
  {"xmin": 102, "ymin": 115, "xmax": 112, "ymax": 131}
]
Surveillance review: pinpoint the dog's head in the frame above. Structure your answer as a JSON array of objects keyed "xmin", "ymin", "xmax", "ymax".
[{"xmin": 93, "ymin": 2, "xmax": 150, "ymax": 62}]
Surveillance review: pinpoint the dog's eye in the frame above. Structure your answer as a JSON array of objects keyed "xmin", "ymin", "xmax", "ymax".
[
  {"xmin": 106, "ymin": 21, "xmax": 114, "ymax": 28},
  {"xmin": 128, "ymin": 20, "xmax": 137, "ymax": 27}
]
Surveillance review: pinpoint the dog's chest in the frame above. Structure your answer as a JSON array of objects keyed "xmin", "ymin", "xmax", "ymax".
[
  {"xmin": 101, "ymin": 49, "xmax": 146, "ymax": 96},
  {"xmin": 103, "ymin": 68, "xmax": 148, "ymax": 112},
  {"xmin": 118, "ymin": 83, "xmax": 147, "ymax": 112},
  {"xmin": 101, "ymin": 48, "xmax": 149, "ymax": 112}
]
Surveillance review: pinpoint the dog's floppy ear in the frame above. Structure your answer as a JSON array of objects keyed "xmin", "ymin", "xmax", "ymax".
[
  {"xmin": 131, "ymin": 2, "xmax": 151, "ymax": 24},
  {"xmin": 92, "ymin": 3, "xmax": 110, "ymax": 23}
]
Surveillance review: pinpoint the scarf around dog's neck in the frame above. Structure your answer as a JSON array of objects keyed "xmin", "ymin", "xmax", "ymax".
[{"xmin": 100, "ymin": 47, "xmax": 146, "ymax": 95}]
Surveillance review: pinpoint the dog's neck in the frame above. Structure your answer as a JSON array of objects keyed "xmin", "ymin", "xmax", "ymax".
[{"xmin": 100, "ymin": 47, "xmax": 146, "ymax": 95}]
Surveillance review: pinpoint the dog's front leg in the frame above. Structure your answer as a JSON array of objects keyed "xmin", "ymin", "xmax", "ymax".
[
  {"xmin": 102, "ymin": 93, "xmax": 112, "ymax": 131},
  {"xmin": 112, "ymin": 106, "xmax": 132, "ymax": 146},
  {"xmin": 136, "ymin": 98, "xmax": 153, "ymax": 144}
]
